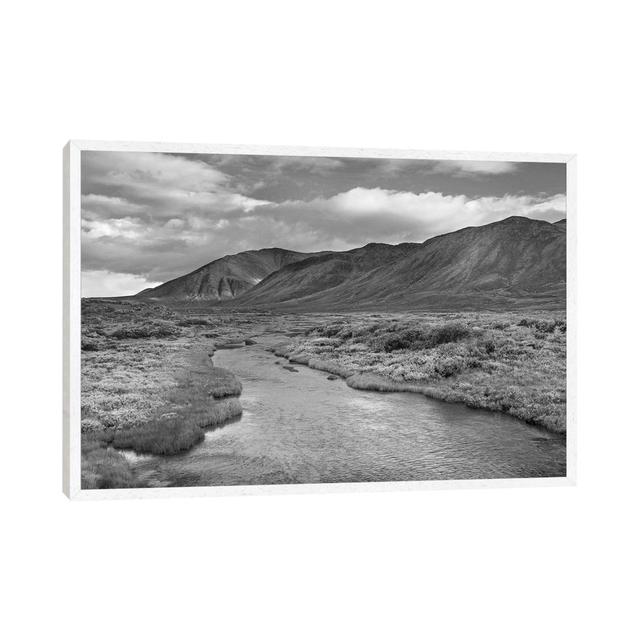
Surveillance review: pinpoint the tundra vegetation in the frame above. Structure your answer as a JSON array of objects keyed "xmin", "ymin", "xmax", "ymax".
[
  {"xmin": 81, "ymin": 299, "xmax": 249, "ymax": 489},
  {"xmin": 272, "ymin": 312, "xmax": 566, "ymax": 433},
  {"xmin": 81, "ymin": 298, "xmax": 566, "ymax": 489}
]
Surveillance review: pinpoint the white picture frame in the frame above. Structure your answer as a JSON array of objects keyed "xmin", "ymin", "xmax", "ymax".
[{"xmin": 63, "ymin": 140, "xmax": 576, "ymax": 500}]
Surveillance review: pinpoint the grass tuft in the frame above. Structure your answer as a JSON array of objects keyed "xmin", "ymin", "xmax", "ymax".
[
  {"xmin": 209, "ymin": 367, "xmax": 243, "ymax": 398},
  {"xmin": 81, "ymin": 435, "xmax": 138, "ymax": 489},
  {"xmin": 108, "ymin": 397, "xmax": 243, "ymax": 456},
  {"xmin": 111, "ymin": 418, "xmax": 204, "ymax": 455}
]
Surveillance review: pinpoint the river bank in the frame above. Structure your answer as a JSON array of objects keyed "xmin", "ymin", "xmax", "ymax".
[
  {"xmin": 122, "ymin": 343, "xmax": 566, "ymax": 486},
  {"xmin": 270, "ymin": 313, "xmax": 566, "ymax": 433},
  {"xmin": 80, "ymin": 299, "xmax": 249, "ymax": 489}
]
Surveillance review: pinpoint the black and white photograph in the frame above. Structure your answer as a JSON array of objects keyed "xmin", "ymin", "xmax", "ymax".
[
  {"xmin": 75, "ymin": 146, "xmax": 570, "ymax": 491},
  {"xmin": 8, "ymin": 2, "xmax": 640, "ymax": 638}
]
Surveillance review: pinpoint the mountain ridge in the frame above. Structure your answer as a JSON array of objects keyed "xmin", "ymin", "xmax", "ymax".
[
  {"xmin": 231, "ymin": 216, "xmax": 566, "ymax": 309},
  {"xmin": 136, "ymin": 247, "xmax": 322, "ymax": 301},
  {"xmin": 137, "ymin": 216, "xmax": 566, "ymax": 310}
]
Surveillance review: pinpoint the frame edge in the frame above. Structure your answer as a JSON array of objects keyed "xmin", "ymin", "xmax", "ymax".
[
  {"xmin": 565, "ymin": 154, "xmax": 577, "ymax": 486},
  {"xmin": 63, "ymin": 141, "xmax": 82, "ymax": 499},
  {"xmin": 62, "ymin": 143, "xmax": 70, "ymax": 497}
]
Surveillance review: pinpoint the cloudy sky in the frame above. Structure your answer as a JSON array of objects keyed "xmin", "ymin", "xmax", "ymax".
[{"xmin": 81, "ymin": 151, "xmax": 566, "ymax": 297}]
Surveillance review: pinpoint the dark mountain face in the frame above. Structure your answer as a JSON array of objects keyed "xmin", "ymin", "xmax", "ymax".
[
  {"xmin": 233, "ymin": 242, "xmax": 421, "ymax": 305},
  {"xmin": 232, "ymin": 217, "xmax": 566, "ymax": 310},
  {"xmin": 136, "ymin": 248, "xmax": 315, "ymax": 301},
  {"xmin": 137, "ymin": 216, "xmax": 566, "ymax": 310},
  {"xmin": 392, "ymin": 215, "xmax": 565, "ymax": 292}
]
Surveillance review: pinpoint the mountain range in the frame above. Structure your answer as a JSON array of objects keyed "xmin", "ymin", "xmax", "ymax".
[
  {"xmin": 136, "ymin": 216, "xmax": 567, "ymax": 310},
  {"xmin": 136, "ymin": 248, "xmax": 322, "ymax": 302}
]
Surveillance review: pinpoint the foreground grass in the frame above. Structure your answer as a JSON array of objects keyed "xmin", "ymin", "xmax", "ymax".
[
  {"xmin": 81, "ymin": 435, "xmax": 139, "ymax": 489},
  {"xmin": 81, "ymin": 299, "xmax": 247, "ymax": 488},
  {"xmin": 274, "ymin": 312, "xmax": 567, "ymax": 433},
  {"xmin": 109, "ymin": 398, "xmax": 243, "ymax": 455}
]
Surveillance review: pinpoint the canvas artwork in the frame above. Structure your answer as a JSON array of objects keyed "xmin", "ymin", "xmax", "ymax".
[{"xmin": 64, "ymin": 143, "xmax": 574, "ymax": 497}]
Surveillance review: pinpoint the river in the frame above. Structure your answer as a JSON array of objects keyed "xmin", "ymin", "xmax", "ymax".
[{"xmin": 123, "ymin": 342, "xmax": 566, "ymax": 487}]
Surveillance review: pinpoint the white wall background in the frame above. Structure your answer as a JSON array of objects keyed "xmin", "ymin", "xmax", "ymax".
[{"xmin": 2, "ymin": 1, "xmax": 638, "ymax": 638}]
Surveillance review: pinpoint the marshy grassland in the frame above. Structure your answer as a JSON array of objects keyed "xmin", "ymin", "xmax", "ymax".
[
  {"xmin": 271, "ymin": 311, "xmax": 567, "ymax": 433},
  {"xmin": 81, "ymin": 298, "xmax": 566, "ymax": 489},
  {"xmin": 81, "ymin": 299, "xmax": 252, "ymax": 489}
]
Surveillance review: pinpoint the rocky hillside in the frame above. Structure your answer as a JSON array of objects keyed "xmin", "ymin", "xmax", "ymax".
[
  {"xmin": 233, "ymin": 217, "xmax": 566, "ymax": 310},
  {"xmin": 136, "ymin": 248, "xmax": 316, "ymax": 301},
  {"xmin": 138, "ymin": 216, "xmax": 566, "ymax": 310}
]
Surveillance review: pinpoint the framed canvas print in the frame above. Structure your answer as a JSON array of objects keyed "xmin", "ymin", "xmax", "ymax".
[{"xmin": 63, "ymin": 141, "xmax": 576, "ymax": 499}]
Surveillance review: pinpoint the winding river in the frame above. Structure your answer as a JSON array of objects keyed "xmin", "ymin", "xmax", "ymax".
[{"xmin": 124, "ymin": 342, "xmax": 566, "ymax": 487}]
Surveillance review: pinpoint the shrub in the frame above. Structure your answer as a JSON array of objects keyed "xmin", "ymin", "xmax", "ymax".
[
  {"xmin": 178, "ymin": 318, "xmax": 211, "ymax": 326},
  {"xmin": 370, "ymin": 328, "xmax": 428, "ymax": 352},
  {"xmin": 533, "ymin": 320, "xmax": 556, "ymax": 333},
  {"xmin": 109, "ymin": 320, "xmax": 180, "ymax": 339},
  {"xmin": 477, "ymin": 337, "xmax": 497, "ymax": 354},
  {"xmin": 81, "ymin": 417, "xmax": 103, "ymax": 432},
  {"xmin": 310, "ymin": 337, "xmax": 342, "ymax": 346},
  {"xmin": 434, "ymin": 356, "xmax": 464, "ymax": 378},
  {"xmin": 426, "ymin": 322, "xmax": 471, "ymax": 347},
  {"xmin": 316, "ymin": 323, "xmax": 347, "ymax": 338},
  {"xmin": 370, "ymin": 322, "xmax": 470, "ymax": 352},
  {"xmin": 81, "ymin": 338, "xmax": 101, "ymax": 351},
  {"xmin": 518, "ymin": 318, "xmax": 565, "ymax": 334}
]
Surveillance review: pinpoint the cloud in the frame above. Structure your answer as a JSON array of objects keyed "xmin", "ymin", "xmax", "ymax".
[
  {"xmin": 256, "ymin": 188, "xmax": 565, "ymax": 248},
  {"xmin": 271, "ymin": 156, "xmax": 345, "ymax": 175},
  {"xmin": 211, "ymin": 154, "xmax": 344, "ymax": 175},
  {"xmin": 81, "ymin": 270, "xmax": 163, "ymax": 298},
  {"xmin": 82, "ymin": 217, "xmax": 143, "ymax": 240},
  {"xmin": 82, "ymin": 151, "xmax": 268, "ymax": 221},
  {"xmin": 84, "ymin": 151, "xmax": 229, "ymax": 193},
  {"xmin": 81, "ymin": 194, "xmax": 148, "ymax": 220},
  {"xmin": 432, "ymin": 160, "xmax": 518, "ymax": 176}
]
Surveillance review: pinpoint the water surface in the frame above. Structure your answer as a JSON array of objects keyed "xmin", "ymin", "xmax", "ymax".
[{"xmin": 128, "ymin": 344, "xmax": 566, "ymax": 486}]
